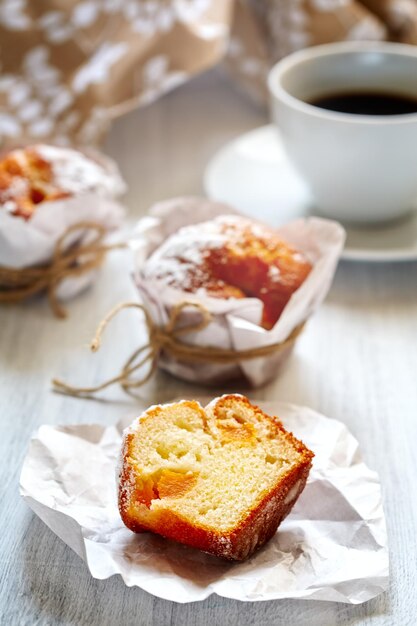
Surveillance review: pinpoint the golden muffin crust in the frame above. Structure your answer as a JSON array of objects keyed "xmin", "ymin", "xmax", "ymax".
[{"xmin": 119, "ymin": 394, "xmax": 313, "ymax": 561}]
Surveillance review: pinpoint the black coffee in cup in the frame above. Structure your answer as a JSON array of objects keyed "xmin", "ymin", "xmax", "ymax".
[{"xmin": 310, "ymin": 91, "xmax": 417, "ymax": 115}]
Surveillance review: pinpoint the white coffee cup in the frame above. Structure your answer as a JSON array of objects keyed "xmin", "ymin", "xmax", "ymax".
[{"xmin": 268, "ymin": 41, "xmax": 417, "ymax": 224}]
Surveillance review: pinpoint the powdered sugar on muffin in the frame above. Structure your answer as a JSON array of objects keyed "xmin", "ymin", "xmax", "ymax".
[
  {"xmin": 0, "ymin": 144, "xmax": 125, "ymax": 220},
  {"xmin": 142, "ymin": 215, "xmax": 312, "ymax": 329}
]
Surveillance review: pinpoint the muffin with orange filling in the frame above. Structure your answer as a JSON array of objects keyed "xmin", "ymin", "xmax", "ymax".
[
  {"xmin": 142, "ymin": 215, "xmax": 312, "ymax": 329},
  {"xmin": 0, "ymin": 144, "xmax": 124, "ymax": 220}
]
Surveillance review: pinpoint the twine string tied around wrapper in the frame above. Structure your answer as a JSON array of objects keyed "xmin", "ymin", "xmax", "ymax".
[
  {"xmin": 52, "ymin": 301, "xmax": 305, "ymax": 398},
  {"xmin": 0, "ymin": 221, "xmax": 126, "ymax": 318}
]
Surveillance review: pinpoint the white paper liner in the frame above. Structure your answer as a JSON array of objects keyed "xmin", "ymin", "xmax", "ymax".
[
  {"xmin": 20, "ymin": 400, "xmax": 389, "ymax": 604},
  {"xmin": 0, "ymin": 150, "xmax": 126, "ymax": 300},
  {"xmin": 131, "ymin": 197, "xmax": 346, "ymax": 387}
]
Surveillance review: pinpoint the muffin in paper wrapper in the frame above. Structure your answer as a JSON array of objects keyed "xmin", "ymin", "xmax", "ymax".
[
  {"xmin": 131, "ymin": 197, "xmax": 345, "ymax": 387},
  {"xmin": 0, "ymin": 147, "xmax": 126, "ymax": 301}
]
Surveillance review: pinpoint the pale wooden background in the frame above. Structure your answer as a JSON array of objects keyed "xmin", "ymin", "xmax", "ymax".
[{"xmin": 1, "ymin": 69, "xmax": 417, "ymax": 626}]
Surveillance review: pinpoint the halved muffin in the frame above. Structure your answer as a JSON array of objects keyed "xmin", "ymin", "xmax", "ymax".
[{"xmin": 119, "ymin": 394, "xmax": 313, "ymax": 560}]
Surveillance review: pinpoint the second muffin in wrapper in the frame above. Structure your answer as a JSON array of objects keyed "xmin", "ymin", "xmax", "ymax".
[
  {"xmin": 131, "ymin": 197, "xmax": 345, "ymax": 388},
  {"xmin": 0, "ymin": 144, "xmax": 126, "ymax": 307}
]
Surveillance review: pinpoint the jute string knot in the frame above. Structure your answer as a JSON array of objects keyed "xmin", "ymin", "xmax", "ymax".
[
  {"xmin": 0, "ymin": 221, "xmax": 125, "ymax": 318},
  {"xmin": 52, "ymin": 301, "xmax": 305, "ymax": 398}
]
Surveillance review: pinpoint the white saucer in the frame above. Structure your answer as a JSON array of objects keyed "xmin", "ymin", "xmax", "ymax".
[{"xmin": 204, "ymin": 125, "xmax": 417, "ymax": 262}]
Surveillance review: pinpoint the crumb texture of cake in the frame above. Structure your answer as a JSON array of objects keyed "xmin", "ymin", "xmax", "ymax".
[
  {"xmin": 0, "ymin": 144, "xmax": 122, "ymax": 220},
  {"xmin": 119, "ymin": 394, "xmax": 314, "ymax": 561},
  {"xmin": 142, "ymin": 215, "xmax": 312, "ymax": 329}
]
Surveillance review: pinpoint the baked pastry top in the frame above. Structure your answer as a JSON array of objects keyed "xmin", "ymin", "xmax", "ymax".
[
  {"xmin": 118, "ymin": 394, "xmax": 313, "ymax": 561},
  {"xmin": 142, "ymin": 215, "xmax": 312, "ymax": 329},
  {"xmin": 0, "ymin": 144, "xmax": 121, "ymax": 220}
]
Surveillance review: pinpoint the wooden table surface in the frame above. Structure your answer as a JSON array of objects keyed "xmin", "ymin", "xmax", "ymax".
[{"xmin": 1, "ymin": 69, "xmax": 417, "ymax": 626}]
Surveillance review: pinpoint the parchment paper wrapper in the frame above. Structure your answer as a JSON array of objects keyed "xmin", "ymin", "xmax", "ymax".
[
  {"xmin": 0, "ymin": 151, "xmax": 126, "ymax": 300},
  {"xmin": 19, "ymin": 400, "xmax": 389, "ymax": 604},
  {"xmin": 131, "ymin": 197, "xmax": 345, "ymax": 387},
  {"xmin": 1, "ymin": 0, "xmax": 417, "ymax": 146}
]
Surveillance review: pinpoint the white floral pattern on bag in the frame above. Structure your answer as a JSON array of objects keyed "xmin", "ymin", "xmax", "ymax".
[
  {"xmin": 0, "ymin": 45, "xmax": 73, "ymax": 141},
  {"xmin": 139, "ymin": 55, "xmax": 187, "ymax": 106},
  {"xmin": 227, "ymin": 0, "xmax": 387, "ymax": 94},
  {"xmin": 0, "ymin": 0, "xmax": 30, "ymax": 31},
  {"xmin": 0, "ymin": 0, "xmax": 229, "ymax": 146},
  {"xmin": 311, "ymin": 0, "xmax": 350, "ymax": 11}
]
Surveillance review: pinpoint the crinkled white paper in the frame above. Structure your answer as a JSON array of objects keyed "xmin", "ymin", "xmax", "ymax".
[
  {"xmin": 131, "ymin": 198, "xmax": 346, "ymax": 386},
  {"xmin": 0, "ymin": 151, "xmax": 126, "ymax": 300},
  {"xmin": 20, "ymin": 401, "xmax": 389, "ymax": 604}
]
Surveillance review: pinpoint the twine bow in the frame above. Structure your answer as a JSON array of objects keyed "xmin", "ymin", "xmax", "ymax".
[
  {"xmin": 52, "ymin": 301, "xmax": 305, "ymax": 398},
  {"xmin": 0, "ymin": 221, "xmax": 125, "ymax": 318}
]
